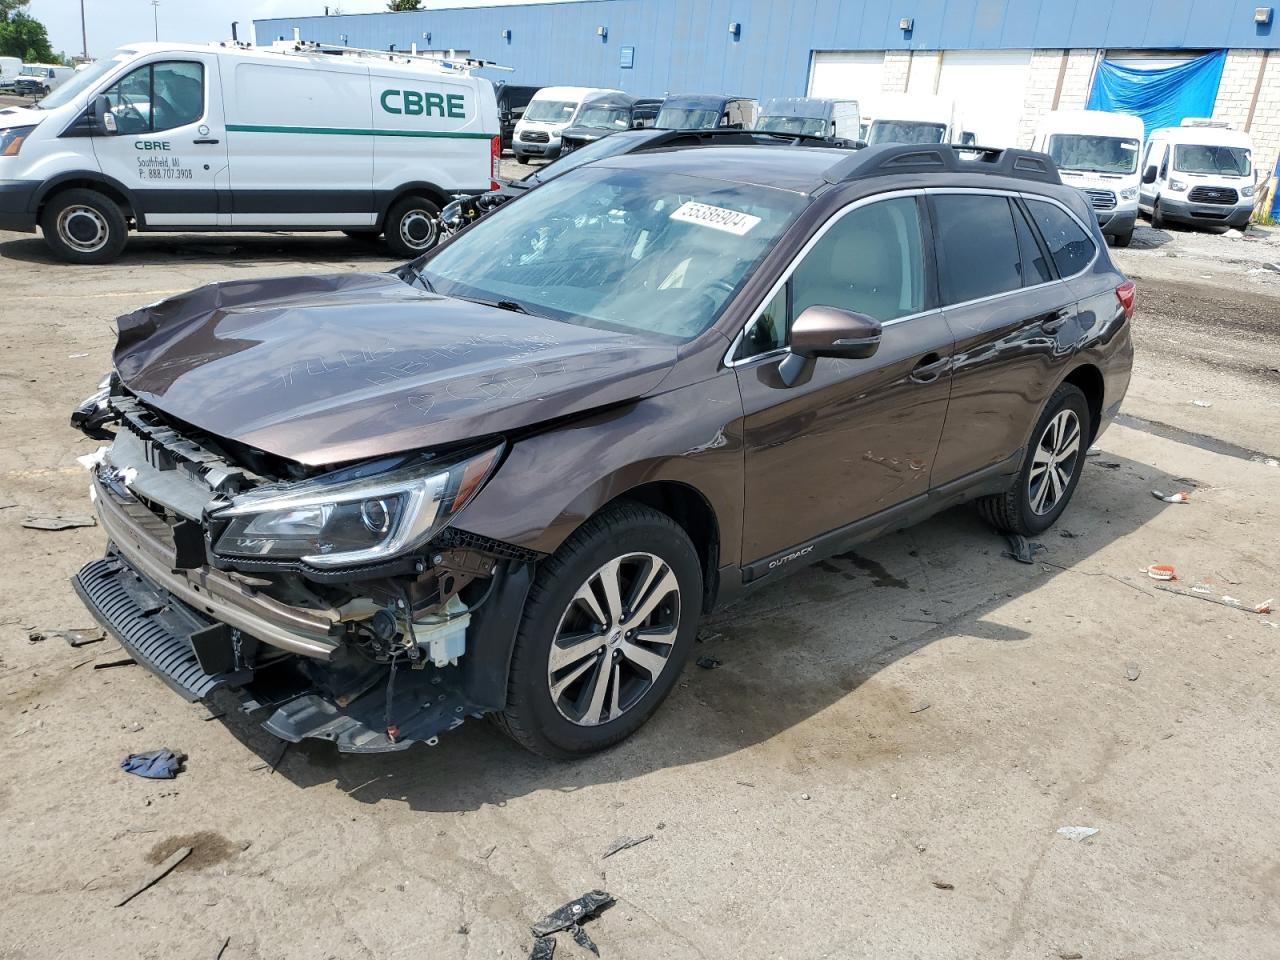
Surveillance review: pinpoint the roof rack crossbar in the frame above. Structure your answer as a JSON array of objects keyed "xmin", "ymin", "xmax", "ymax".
[{"xmin": 823, "ymin": 143, "xmax": 1061, "ymax": 186}]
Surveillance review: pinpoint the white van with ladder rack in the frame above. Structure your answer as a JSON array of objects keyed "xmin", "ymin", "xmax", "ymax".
[{"xmin": 0, "ymin": 35, "xmax": 502, "ymax": 263}]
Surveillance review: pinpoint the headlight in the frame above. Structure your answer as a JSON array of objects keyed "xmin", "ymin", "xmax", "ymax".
[
  {"xmin": 1241, "ymin": 184, "xmax": 1255, "ymax": 198},
  {"xmin": 0, "ymin": 125, "xmax": 36, "ymax": 157},
  {"xmin": 1120, "ymin": 186, "xmax": 1138, "ymax": 200},
  {"xmin": 1168, "ymin": 179, "xmax": 1188, "ymax": 192},
  {"xmin": 213, "ymin": 445, "xmax": 502, "ymax": 567}
]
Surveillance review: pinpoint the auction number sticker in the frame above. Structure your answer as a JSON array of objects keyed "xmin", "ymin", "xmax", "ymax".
[{"xmin": 670, "ymin": 201, "xmax": 760, "ymax": 236}]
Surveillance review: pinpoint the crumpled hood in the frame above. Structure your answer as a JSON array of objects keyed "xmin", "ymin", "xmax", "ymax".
[{"xmin": 113, "ymin": 272, "xmax": 677, "ymax": 466}]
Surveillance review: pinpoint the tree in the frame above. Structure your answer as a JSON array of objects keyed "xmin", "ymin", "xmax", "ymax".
[
  {"xmin": 387, "ymin": 0, "xmax": 423, "ymax": 10},
  {"xmin": 0, "ymin": 3, "xmax": 57, "ymax": 63}
]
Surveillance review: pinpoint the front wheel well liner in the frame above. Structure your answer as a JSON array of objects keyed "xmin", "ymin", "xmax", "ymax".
[{"xmin": 602, "ymin": 481, "xmax": 721, "ymax": 613}]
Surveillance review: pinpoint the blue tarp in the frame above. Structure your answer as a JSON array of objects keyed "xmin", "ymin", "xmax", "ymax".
[{"xmin": 1086, "ymin": 50, "xmax": 1228, "ymax": 138}]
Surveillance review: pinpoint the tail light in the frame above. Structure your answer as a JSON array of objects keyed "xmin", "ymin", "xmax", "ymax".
[
  {"xmin": 490, "ymin": 135, "xmax": 501, "ymax": 191},
  {"xmin": 1115, "ymin": 279, "xmax": 1136, "ymax": 320}
]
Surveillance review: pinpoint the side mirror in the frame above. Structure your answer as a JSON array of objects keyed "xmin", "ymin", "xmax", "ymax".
[
  {"xmin": 92, "ymin": 94, "xmax": 117, "ymax": 136},
  {"xmin": 1142, "ymin": 165, "xmax": 1157, "ymax": 184},
  {"xmin": 779, "ymin": 305, "xmax": 882, "ymax": 386}
]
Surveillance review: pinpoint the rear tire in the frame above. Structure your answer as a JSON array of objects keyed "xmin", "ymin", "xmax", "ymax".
[
  {"xmin": 40, "ymin": 188, "xmax": 128, "ymax": 265},
  {"xmin": 978, "ymin": 383, "xmax": 1090, "ymax": 536},
  {"xmin": 383, "ymin": 195, "xmax": 441, "ymax": 258},
  {"xmin": 494, "ymin": 502, "xmax": 703, "ymax": 759}
]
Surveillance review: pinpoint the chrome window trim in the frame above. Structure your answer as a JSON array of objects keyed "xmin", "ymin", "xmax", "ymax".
[{"xmin": 723, "ymin": 185, "xmax": 1096, "ymax": 369}]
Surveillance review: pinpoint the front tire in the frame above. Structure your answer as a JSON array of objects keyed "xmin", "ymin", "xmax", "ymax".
[
  {"xmin": 978, "ymin": 383, "xmax": 1090, "ymax": 536},
  {"xmin": 495, "ymin": 502, "xmax": 703, "ymax": 759},
  {"xmin": 1112, "ymin": 228, "xmax": 1133, "ymax": 248},
  {"xmin": 40, "ymin": 188, "xmax": 128, "ymax": 265},
  {"xmin": 383, "ymin": 195, "xmax": 441, "ymax": 258},
  {"xmin": 1150, "ymin": 199, "xmax": 1167, "ymax": 230}
]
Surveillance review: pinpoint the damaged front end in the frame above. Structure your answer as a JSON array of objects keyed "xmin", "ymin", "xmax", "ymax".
[{"xmin": 71, "ymin": 386, "xmax": 539, "ymax": 753}]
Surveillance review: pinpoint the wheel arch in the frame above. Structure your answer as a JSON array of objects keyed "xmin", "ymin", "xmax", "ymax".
[
  {"xmin": 1061, "ymin": 362, "xmax": 1105, "ymax": 444},
  {"xmin": 375, "ymin": 180, "xmax": 454, "ymax": 229},
  {"xmin": 33, "ymin": 172, "xmax": 137, "ymax": 222}
]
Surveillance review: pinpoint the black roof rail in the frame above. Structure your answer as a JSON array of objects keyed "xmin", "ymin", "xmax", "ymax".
[
  {"xmin": 652, "ymin": 128, "xmax": 860, "ymax": 150},
  {"xmin": 823, "ymin": 143, "xmax": 1061, "ymax": 185}
]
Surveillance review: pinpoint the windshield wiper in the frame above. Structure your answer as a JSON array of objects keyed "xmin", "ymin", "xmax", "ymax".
[{"xmin": 463, "ymin": 295, "xmax": 533, "ymax": 315}]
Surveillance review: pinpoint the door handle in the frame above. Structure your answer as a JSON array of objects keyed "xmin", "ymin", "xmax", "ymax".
[
  {"xmin": 1042, "ymin": 308, "xmax": 1073, "ymax": 334},
  {"xmin": 192, "ymin": 138, "xmax": 221, "ymax": 145},
  {"xmin": 910, "ymin": 352, "xmax": 948, "ymax": 383}
]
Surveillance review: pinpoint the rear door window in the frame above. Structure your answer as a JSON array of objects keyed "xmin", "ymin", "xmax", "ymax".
[
  {"xmin": 932, "ymin": 194, "xmax": 1023, "ymax": 304},
  {"xmin": 1024, "ymin": 199, "xmax": 1096, "ymax": 278}
]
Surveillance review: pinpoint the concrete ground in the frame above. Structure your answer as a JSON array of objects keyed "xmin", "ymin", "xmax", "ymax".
[{"xmin": 0, "ymin": 205, "xmax": 1278, "ymax": 960}]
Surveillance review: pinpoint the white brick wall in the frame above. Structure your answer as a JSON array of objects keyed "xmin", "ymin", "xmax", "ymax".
[
  {"xmin": 1213, "ymin": 49, "xmax": 1280, "ymax": 181},
  {"xmin": 1016, "ymin": 49, "xmax": 1098, "ymax": 146},
  {"xmin": 881, "ymin": 51, "xmax": 911, "ymax": 93}
]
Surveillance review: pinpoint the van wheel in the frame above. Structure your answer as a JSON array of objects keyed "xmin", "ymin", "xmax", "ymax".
[
  {"xmin": 978, "ymin": 383, "xmax": 1090, "ymax": 537},
  {"xmin": 1112, "ymin": 228, "xmax": 1133, "ymax": 248},
  {"xmin": 40, "ymin": 188, "xmax": 128, "ymax": 265},
  {"xmin": 1150, "ymin": 200, "xmax": 1166, "ymax": 230},
  {"xmin": 493, "ymin": 502, "xmax": 702, "ymax": 759},
  {"xmin": 384, "ymin": 196, "xmax": 441, "ymax": 258}
]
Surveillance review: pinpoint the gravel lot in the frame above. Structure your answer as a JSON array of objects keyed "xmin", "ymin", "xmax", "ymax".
[{"xmin": 1, "ymin": 189, "xmax": 1278, "ymax": 960}]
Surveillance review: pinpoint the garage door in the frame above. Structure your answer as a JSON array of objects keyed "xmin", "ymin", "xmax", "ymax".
[
  {"xmin": 935, "ymin": 49, "xmax": 1032, "ymax": 147},
  {"xmin": 807, "ymin": 51, "xmax": 885, "ymax": 101}
]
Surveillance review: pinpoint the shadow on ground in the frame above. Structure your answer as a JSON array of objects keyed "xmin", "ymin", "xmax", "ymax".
[
  {"xmin": 0, "ymin": 232, "xmax": 398, "ymax": 268},
  {"xmin": 209, "ymin": 450, "xmax": 1190, "ymax": 812}
]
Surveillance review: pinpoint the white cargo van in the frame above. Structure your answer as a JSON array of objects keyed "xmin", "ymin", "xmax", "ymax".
[
  {"xmin": 1139, "ymin": 121, "xmax": 1257, "ymax": 231},
  {"xmin": 0, "ymin": 56, "xmax": 21, "ymax": 82},
  {"xmin": 866, "ymin": 95, "xmax": 961, "ymax": 145},
  {"xmin": 19, "ymin": 63, "xmax": 75, "ymax": 92},
  {"xmin": 512, "ymin": 85, "xmax": 621, "ymax": 162},
  {"xmin": 1033, "ymin": 109, "xmax": 1144, "ymax": 247},
  {"xmin": 0, "ymin": 40, "xmax": 500, "ymax": 263},
  {"xmin": 755, "ymin": 97, "xmax": 861, "ymax": 141}
]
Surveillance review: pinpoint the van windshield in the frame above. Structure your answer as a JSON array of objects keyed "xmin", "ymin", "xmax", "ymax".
[
  {"xmin": 1174, "ymin": 143, "xmax": 1252, "ymax": 177},
  {"xmin": 755, "ymin": 115, "xmax": 827, "ymax": 137},
  {"xmin": 37, "ymin": 54, "xmax": 129, "ymax": 110},
  {"xmin": 868, "ymin": 120, "xmax": 946, "ymax": 144},
  {"xmin": 575, "ymin": 105, "xmax": 631, "ymax": 130},
  {"xmin": 418, "ymin": 166, "xmax": 805, "ymax": 341},
  {"xmin": 656, "ymin": 107, "xmax": 720, "ymax": 130},
  {"xmin": 523, "ymin": 99, "xmax": 578, "ymax": 123},
  {"xmin": 1047, "ymin": 134, "xmax": 1140, "ymax": 174}
]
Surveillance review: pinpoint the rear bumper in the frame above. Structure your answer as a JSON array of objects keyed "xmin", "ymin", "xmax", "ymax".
[{"xmin": 0, "ymin": 179, "xmax": 39, "ymax": 232}]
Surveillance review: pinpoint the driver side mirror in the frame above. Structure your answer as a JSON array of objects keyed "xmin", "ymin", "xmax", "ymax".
[
  {"xmin": 779, "ymin": 305, "xmax": 882, "ymax": 386},
  {"xmin": 92, "ymin": 94, "xmax": 117, "ymax": 136},
  {"xmin": 1142, "ymin": 165, "xmax": 1157, "ymax": 184}
]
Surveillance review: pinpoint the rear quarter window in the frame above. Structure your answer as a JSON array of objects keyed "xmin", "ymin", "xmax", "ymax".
[
  {"xmin": 932, "ymin": 193, "xmax": 1023, "ymax": 304},
  {"xmin": 1025, "ymin": 198, "xmax": 1096, "ymax": 278}
]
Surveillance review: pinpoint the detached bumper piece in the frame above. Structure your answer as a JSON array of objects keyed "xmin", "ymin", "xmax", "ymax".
[
  {"xmin": 74, "ymin": 555, "xmax": 248, "ymax": 701},
  {"xmin": 74, "ymin": 550, "xmax": 483, "ymax": 753}
]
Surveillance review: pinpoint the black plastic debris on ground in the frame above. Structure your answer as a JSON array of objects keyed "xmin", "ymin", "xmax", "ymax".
[
  {"xmin": 602, "ymin": 834, "xmax": 654, "ymax": 859},
  {"xmin": 570, "ymin": 924, "xmax": 599, "ymax": 956},
  {"xmin": 529, "ymin": 889, "xmax": 614, "ymax": 958},
  {"xmin": 695, "ymin": 655, "xmax": 722, "ymax": 670},
  {"xmin": 1002, "ymin": 534, "xmax": 1046, "ymax": 564},
  {"xmin": 528, "ymin": 936, "xmax": 556, "ymax": 960},
  {"xmin": 27, "ymin": 627, "xmax": 105, "ymax": 647}
]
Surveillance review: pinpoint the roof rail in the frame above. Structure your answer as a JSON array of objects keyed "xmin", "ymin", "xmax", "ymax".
[
  {"xmin": 823, "ymin": 143, "xmax": 1061, "ymax": 186},
  {"xmin": 264, "ymin": 39, "xmax": 514, "ymax": 73},
  {"xmin": 652, "ymin": 128, "xmax": 859, "ymax": 149}
]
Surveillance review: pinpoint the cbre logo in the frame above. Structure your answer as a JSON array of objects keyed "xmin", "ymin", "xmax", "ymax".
[{"xmin": 380, "ymin": 89, "xmax": 467, "ymax": 119}]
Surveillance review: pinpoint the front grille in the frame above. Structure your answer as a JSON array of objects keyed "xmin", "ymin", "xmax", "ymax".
[
  {"xmin": 1084, "ymin": 189, "xmax": 1117, "ymax": 210},
  {"xmin": 1187, "ymin": 186, "xmax": 1237, "ymax": 205},
  {"xmin": 73, "ymin": 555, "xmax": 243, "ymax": 702},
  {"xmin": 521, "ymin": 130, "xmax": 549, "ymax": 143}
]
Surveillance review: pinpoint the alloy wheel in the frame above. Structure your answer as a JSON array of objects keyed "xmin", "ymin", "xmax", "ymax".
[
  {"xmin": 57, "ymin": 205, "xmax": 110, "ymax": 254},
  {"xmin": 1027, "ymin": 409, "xmax": 1082, "ymax": 516},
  {"xmin": 547, "ymin": 552, "xmax": 682, "ymax": 726}
]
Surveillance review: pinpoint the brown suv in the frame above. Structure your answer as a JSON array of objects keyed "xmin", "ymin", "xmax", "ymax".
[{"xmin": 71, "ymin": 143, "xmax": 1134, "ymax": 758}]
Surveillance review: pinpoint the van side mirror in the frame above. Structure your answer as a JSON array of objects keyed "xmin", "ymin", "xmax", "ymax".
[
  {"xmin": 779, "ymin": 305, "xmax": 882, "ymax": 386},
  {"xmin": 1142, "ymin": 165, "xmax": 1157, "ymax": 184},
  {"xmin": 92, "ymin": 94, "xmax": 117, "ymax": 136}
]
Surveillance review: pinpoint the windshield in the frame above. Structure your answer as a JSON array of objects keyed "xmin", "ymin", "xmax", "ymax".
[
  {"xmin": 419, "ymin": 166, "xmax": 805, "ymax": 341},
  {"xmin": 655, "ymin": 107, "xmax": 721, "ymax": 130},
  {"xmin": 868, "ymin": 120, "xmax": 947, "ymax": 144},
  {"xmin": 523, "ymin": 99, "xmax": 578, "ymax": 123},
  {"xmin": 1174, "ymin": 143, "xmax": 1252, "ymax": 177},
  {"xmin": 1047, "ymin": 134, "xmax": 1139, "ymax": 174},
  {"xmin": 755, "ymin": 115, "xmax": 827, "ymax": 137},
  {"xmin": 527, "ymin": 133, "xmax": 647, "ymax": 184},
  {"xmin": 38, "ymin": 54, "xmax": 127, "ymax": 110},
  {"xmin": 574, "ymin": 105, "xmax": 632, "ymax": 131}
]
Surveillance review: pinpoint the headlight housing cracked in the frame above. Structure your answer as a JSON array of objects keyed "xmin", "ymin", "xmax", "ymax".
[{"xmin": 212, "ymin": 444, "xmax": 502, "ymax": 568}]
